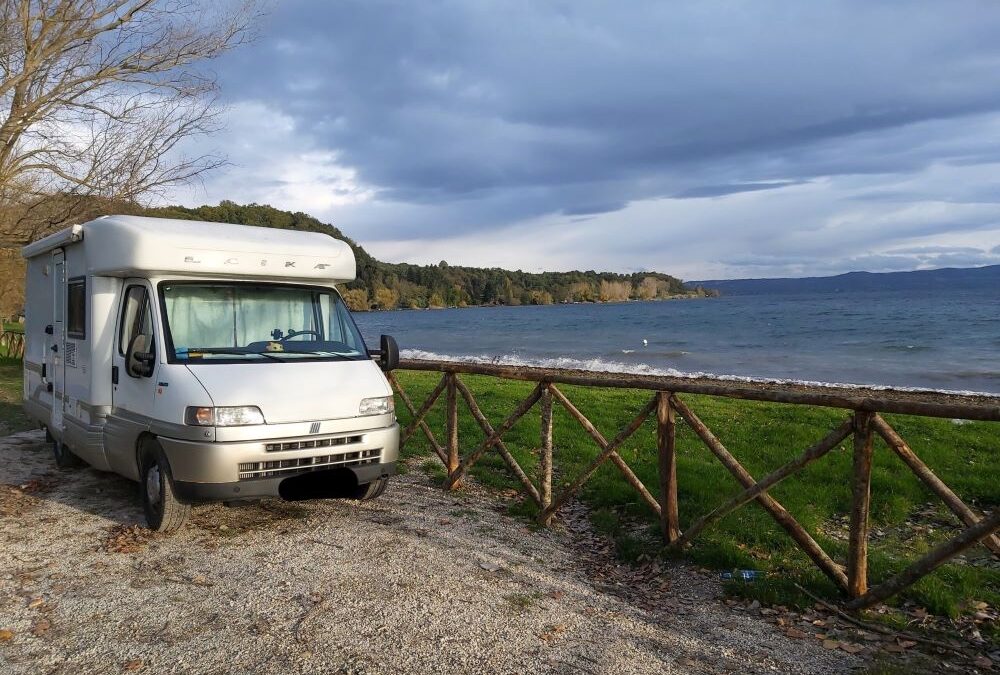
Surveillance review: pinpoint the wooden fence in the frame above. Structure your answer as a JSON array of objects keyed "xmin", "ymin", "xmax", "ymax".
[
  {"xmin": 389, "ymin": 358, "xmax": 1000, "ymax": 609},
  {"xmin": 0, "ymin": 330, "xmax": 24, "ymax": 359}
]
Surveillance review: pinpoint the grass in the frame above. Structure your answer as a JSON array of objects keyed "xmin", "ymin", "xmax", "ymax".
[
  {"xmin": 392, "ymin": 370, "xmax": 999, "ymax": 622},
  {"xmin": 0, "ymin": 358, "xmax": 30, "ymax": 435}
]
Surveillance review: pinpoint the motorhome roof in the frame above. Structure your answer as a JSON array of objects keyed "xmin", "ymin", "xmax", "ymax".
[{"xmin": 21, "ymin": 215, "xmax": 356, "ymax": 283}]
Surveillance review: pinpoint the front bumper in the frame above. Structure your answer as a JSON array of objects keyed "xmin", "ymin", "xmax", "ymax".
[
  {"xmin": 173, "ymin": 461, "xmax": 396, "ymax": 502},
  {"xmin": 158, "ymin": 421, "xmax": 399, "ymax": 488}
]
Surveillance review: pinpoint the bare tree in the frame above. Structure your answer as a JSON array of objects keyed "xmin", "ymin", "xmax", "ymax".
[{"xmin": 0, "ymin": 0, "xmax": 259, "ymax": 242}]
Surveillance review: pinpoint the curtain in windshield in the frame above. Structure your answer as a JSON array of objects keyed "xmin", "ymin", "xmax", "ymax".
[{"xmin": 162, "ymin": 284, "xmax": 364, "ymax": 354}]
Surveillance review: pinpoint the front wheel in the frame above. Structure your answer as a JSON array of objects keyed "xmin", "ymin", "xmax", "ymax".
[
  {"xmin": 140, "ymin": 442, "xmax": 191, "ymax": 533},
  {"xmin": 352, "ymin": 477, "xmax": 389, "ymax": 501}
]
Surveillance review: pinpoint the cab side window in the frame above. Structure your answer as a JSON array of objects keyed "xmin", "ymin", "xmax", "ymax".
[{"xmin": 119, "ymin": 286, "xmax": 155, "ymax": 377}]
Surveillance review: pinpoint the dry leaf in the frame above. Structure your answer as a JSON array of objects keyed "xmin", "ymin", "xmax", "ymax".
[
  {"xmin": 123, "ymin": 659, "xmax": 143, "ymax": 671},
  {"xmin": 31, "ymin": 619, "xmax": 51, "ymax": 636},
  {"xmin": 822, "ymin": 640, "xmax": 840, "ymax": 650},
  {"xmin": 896, "ymin": 639, "xmax": 917, "ymax": 649},
  {"xmin": 785, "ymin": 628, "xmax": 808, "ymax": 639},
  {"xmin": 547, "ymin": 590, "xmax": 565, "ymax": 601},
  {"xmin": 883, "ymin": 644, "xmax": 905, "ymax": 654},
  {"xmin": 839, "ymin": 643, "xmax": 865, "ymax": 654},
  {"xmin": 27, "ymin": 597, "xmax": 44, "ymax": 609},
  {"xmin": 539, "ymin": 623, "xmax": 567, "ymax": 643},
  {"xmin": 0, "ymin": 629, "xmax": 13, "ymax": 641},
  {"xmin": 973, "ymin": 656, "xmax": 993, "ymax": 670}
]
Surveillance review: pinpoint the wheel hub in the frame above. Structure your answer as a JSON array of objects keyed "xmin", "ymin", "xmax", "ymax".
[{"xmin": 146, "ymin": 464, "xmax": 162, "ymax": 507}]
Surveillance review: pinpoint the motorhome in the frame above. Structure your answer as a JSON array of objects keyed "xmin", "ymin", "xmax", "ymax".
[{"xmin": 21, "ymin": 215, "xmax": 400, "ymax": 532}]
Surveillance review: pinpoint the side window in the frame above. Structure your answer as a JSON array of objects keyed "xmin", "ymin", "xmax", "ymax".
[
  {"xmin": 67, "ymin": 277, "xmax": 86, "ymax": 339},
  {"xmin": 119, "ymin": 286, "xmax": 146, "ymax": 355},
  {"xmin": 119, "ymin": 285, "xmax": 156, "ymax": 378}
]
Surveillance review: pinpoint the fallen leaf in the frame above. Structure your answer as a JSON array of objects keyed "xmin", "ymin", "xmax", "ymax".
[
  {"xmin": 883, "ymin": 644, "xmax": 905, "ymax": 654},
  {"xmin": 191, "ymin": 575, "xmax": 209, "ymax": 585},
  {"xmin": 31, "ymin": 619, "xmax": 50, "ymax": 636},
  {"xmin": 539, "ymin": 623, "xmax": 567, "ymax": 643},
  {"xmin": 123, "ymin": 659, "xmax": 143, "ymax": 671},
  {"xmin": 822, "ymin": 640, "xmax": 840, "ymax": 650},
  {"xmin": 974, "ymin": 656, "xmax": 993, "ymax": 670},
  {"xmin": 897, "ymin": 639, "xmax": 917, "ymax": 649},
  {"xmin": 547, "ymin": 590, "xmax": 565, "ymax": 601},
  {"xmin": 840, "ymin": 643, "xmax": 865, "ymax": 654},
  {"xmin": 785, "ymin": 628, "xmax": 808, "ymax": 639},
  {"xmin": 479, "ymin": 561, "xmax": 500, "ymax": 572},
  {"xmin": 0, "ymin": 629, "xmax": 13, "ymax": 641},
  {"xmin": 27, "ymin": 597, "xmax": 44, "ymax": 609}
]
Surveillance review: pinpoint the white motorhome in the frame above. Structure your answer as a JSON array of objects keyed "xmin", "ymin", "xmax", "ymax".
[{"xmin": 22, "ymin": 215, "xmax": 400, "ymax": 532}]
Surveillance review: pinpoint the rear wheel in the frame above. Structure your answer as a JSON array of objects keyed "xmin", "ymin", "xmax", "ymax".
[
  {"xmin": 352, "ymin": 477, "xmax": 389, "ymax": 501},
  {"xmin": 140, "ymin": 441, "xmax": 190, "ymax": 533},
  {"xmin": 52, "ymin": 437, "xmax": 84, "ymax": 469}
]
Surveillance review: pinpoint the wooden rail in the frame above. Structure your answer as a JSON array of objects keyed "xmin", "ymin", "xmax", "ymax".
[
  {"xmin": 389, "ymin": 358, "xmax": 1000, "ymax": 608},
  {"xmin": 0, "ymin": 330, "xmax": 24, "ymax": 359}
]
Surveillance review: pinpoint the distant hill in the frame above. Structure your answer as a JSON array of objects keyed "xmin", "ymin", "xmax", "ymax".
[{"xmin": 687, "ymin": 264, "xmax": 1000, "ymax": 295}]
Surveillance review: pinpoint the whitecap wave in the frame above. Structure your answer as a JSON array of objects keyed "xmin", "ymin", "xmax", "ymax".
[{"xmin": 399, "ymin": 348, "xmax": 997, "ymax": 397}]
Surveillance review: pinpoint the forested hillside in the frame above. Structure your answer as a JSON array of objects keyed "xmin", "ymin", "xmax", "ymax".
[{"xmin": 143, "ymin": 202, "xmax": 713, "ymax": 311}]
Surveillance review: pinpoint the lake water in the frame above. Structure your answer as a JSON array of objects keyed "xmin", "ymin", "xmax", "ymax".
[{"xmin": 353, "ymin": 288, "xmax": 1000, "ymax": 394}]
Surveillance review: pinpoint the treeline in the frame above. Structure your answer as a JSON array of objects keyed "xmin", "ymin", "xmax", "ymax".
[{"xmin": 143, "ymin": 201, "xmax": 716, "ymax": 311}]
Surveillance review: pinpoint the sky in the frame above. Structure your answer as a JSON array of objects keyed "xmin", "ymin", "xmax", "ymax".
[{"xmin": 170, "ymin": 0, "xmax": 1000, "ymax": 281}]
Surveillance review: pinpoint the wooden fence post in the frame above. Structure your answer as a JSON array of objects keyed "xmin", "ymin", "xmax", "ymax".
[
  {"xmin": 539, "ymin": 384, "xmax": 554, "ymax": 524},
  {"xmin": 848, "ymin": 410, "xmax": 874, "ymax": 598},
  {"xmin": 446, "ymin": 372, "xmax": 460, "ymax": 489},
  {"xmin": 657, "ymin": 392, "xmax": 680, "ymax": 543}
]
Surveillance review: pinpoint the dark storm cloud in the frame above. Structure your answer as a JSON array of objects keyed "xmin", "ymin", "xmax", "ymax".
[
  {"xmin": 213, "ymin": 2, "xmax": 1000, "ymax": 233},
  {"xmin": 179, "ymin": 1, "xmax": 1000, "ymax": 276}
]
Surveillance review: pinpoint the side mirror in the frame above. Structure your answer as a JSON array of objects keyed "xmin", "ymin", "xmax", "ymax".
[
  {"xmin": 126, "ymin": 334, "xmax": 156, "ymax": 378},
  {"xmin": 378, "ymin": 334, "xmax": 399, "ymax": 372}
]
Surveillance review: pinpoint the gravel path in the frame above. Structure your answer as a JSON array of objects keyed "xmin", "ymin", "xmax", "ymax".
[{"xmin": 0, "ymin": 430, "xmax": 869, "ymax": 674}]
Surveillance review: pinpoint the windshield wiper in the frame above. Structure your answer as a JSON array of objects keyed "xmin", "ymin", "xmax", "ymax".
[
  {"xmin": 270, "ymin": 350, "xmax": 356, "ymax": 360},
  {"xmin": 181, "ymin": 348, "xmax": 284, "ymax": 362}
]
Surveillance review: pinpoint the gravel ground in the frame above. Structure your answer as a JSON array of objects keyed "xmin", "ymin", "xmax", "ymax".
[{"xmin": 0, "ymin": 430, "xmax": 870, "ymax": 674}]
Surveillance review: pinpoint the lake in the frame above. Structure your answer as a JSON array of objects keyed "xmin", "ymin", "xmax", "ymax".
[{"xmin": 353, "ymin": 288, "xmax": 1000, "ymax": 394}]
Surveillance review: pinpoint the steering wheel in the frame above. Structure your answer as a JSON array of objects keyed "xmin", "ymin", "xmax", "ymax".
[{"xmin": 279, "ymin": 329, "xmax": 321, "ymax": 342}]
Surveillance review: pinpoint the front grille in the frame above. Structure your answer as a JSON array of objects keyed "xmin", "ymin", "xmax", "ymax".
[
  {"xmin": 265, "ymin": 435, "xmax": 363, "ymax": 452},
  {"xmin": 239, "ymin": 448, "xmax": 381, "ymax": 480}
]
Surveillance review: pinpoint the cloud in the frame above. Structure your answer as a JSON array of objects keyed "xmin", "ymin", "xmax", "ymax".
[
  {"xmin": 674, "ymin": 181, "xmax": 806, "ymax": 199},
  {"xmin": 168, "ymin": 0, "xmax": 1000, "ymax": 278}
]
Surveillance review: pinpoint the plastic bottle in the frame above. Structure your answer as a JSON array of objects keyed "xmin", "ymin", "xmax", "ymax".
[{"xmin": 720, "ymin": 569, "xmax": 766, "ymax": 582}]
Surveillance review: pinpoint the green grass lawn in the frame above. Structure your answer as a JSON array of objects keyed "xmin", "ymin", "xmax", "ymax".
[
  {"xmin": 0, "ymin": 358, "xmax": 31, "ymax": 435},
  {"xmin": 392, "ymin": 370, "xmax": 999, "ymax": 622}
]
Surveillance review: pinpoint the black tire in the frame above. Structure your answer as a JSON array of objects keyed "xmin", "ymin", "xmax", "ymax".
[
  {"xmin": 352, "ymin": 477, "xmax": 389, "ymax": 501},
  {"xmin": 140, "ymin": 441, "xmax": 191, "ymax": 533},
  {"xmin": 52, "ymin": 437, "xmax": 84, "ymax": 469}
]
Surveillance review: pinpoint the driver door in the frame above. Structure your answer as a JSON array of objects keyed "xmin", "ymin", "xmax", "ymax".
[{"xmin": 106, "ymin": 281, "xmax": 159, "ymax": 476}]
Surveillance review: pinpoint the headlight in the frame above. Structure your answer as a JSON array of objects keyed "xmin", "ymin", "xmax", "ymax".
[
  {"xmin": 359, "ymin": 396, "xmax": 394, "ymax": 416},
  {"xmin": 185, "ymin": 406, "xmax": 265, "ymax": 426}
]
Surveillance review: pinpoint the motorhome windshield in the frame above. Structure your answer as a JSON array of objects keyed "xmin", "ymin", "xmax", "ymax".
[{"xmin": 160, "ymin": 283, "xmax": 368, "ymax": 362}]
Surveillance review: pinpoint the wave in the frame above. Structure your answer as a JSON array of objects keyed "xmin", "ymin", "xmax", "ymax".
[{"xmin": 399, "ymin": 349, "xmax": 997, "ymax": 397}]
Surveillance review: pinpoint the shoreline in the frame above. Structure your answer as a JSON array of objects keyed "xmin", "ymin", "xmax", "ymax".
[{"xmin": 351, "ymin": 293, "xmax": 715, "ymax": 313}]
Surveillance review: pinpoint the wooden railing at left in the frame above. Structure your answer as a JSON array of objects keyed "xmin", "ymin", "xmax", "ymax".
[{"xmin": 0, "ymin": 330, "xmax": 24, "ymax": 359}]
